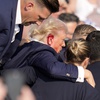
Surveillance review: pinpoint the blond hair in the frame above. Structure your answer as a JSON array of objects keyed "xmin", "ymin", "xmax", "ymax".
[
  {"xmin": 65, "ymin": 39, "xmax": 90, "ymax": 64},
  {"xmin": 30, "ymin": 16, "xmax": 67, "ymax": 42}
]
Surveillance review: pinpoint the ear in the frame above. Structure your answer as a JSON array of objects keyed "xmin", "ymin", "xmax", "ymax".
[
  {"xmin": 25, "ymin": 2, "xmax": 34, "ymax": 11},
  {"xmin": 81, "ymin": 58, "xmax": 89, "ymax": 68},
  {"xmin": 47, "ymin": 34, "xmax": 54, "ymax": 45}
]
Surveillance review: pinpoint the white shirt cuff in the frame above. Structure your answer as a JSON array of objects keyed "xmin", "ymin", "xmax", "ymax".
[{"xmin": 76, "ymin": 66, "xmax": 84, "ymax": 82}]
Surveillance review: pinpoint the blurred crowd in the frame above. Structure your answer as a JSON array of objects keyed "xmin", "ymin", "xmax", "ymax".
[{"xmin": 52, "ymin": 0, "xmax": 100, "ymax": 29}]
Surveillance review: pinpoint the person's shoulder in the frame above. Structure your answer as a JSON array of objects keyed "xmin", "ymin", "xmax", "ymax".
[
  {"xmin": 87, "ymin": 61, "xmax": 100, "ymax": 69},
  {"xmin": 73, "ymin": 80, "xmax": 100, "ymax": 100},
  {"xmin": 84, "ymin": 80, "xmax": 100, "ymax": 100}
]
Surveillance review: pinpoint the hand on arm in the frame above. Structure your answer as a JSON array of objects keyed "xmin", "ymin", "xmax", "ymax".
[
  {"xmin": 76, "ymin": 66, "xmax": 95, "ymax": 87},
  {"xmin": 84, "ymin": 69, "xmax": 95, "ymax": 88}
]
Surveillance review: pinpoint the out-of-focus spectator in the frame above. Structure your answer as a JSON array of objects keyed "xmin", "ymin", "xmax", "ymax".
[
  {"xmin": 87, "ymin": 0, "xmax": 100, "ymax": 30},
  {"xmin": 51, "ymin": 0, "xmax": 68, "ymax": 18},
  {"xmin": 67, "ymin": 0, "xmax": 97, "ymax": 22},
  {"xmin": 58, "ymin": 13, "xmax": 79, "ymax": 40},
  {"xmin": 0, "ymin": 77, "xmax": 7, "ymax": 100},
  {"xmin": 87, "ymin": 9, "xmax": 100, "ymax": 30},
  {"xmin": 65, "ymin": 0, "xmax": 76, "ymax": 13},
  {"xmin": 17, "ymin": 86, "xmax": 36, "ymax": 100},
  {"xmin": 2, "ymin": 70, "xmax": 36, "ymax": 100},
  {"xmin": 76, "ymin": 0, "xmax": 97, "ymax": 22},
  {"xmin": 73, "ymin": 24, "xmax": 96, "ymax": 39}
]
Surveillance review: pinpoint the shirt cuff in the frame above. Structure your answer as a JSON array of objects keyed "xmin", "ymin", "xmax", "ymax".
[{"xmin": 76, "ymin": 66, "xmax": 84, "ymax": 82}]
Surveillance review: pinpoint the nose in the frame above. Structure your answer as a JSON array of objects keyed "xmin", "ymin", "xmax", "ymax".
[{"xmin": 62, "ymin": 41, "xmax": 66, "ymax": 47}]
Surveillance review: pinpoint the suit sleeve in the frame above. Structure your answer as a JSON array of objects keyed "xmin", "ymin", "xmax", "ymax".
[{"xmin": 29, "ymin": 51, "xmax": 78, "ymax": 82}]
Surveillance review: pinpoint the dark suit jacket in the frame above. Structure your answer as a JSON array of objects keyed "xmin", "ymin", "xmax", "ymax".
[
  {"xmin": 0, "ymin": 0, "xmax": 22, "ymax": 63},
  {"xmin": 1, "ymin": 66, "xmax": 36, "ymax": 86},
  {"xmin": 32, "ymin": 70, "xmax": 100, "ymax": 100},
  {"xmin": 57, "ymin": 47, "xmax": 66, "ymax": 62},
  {"xmin": 0, "ymin": 0, "xmax": 33, "ymax": 86},
  {"xmin": 3, "ymin": 41, "xmax": 78, "ymax": 82},
  {"xmin": 87, "ymin": 61, "xmax": 100, "ymax": 93}
]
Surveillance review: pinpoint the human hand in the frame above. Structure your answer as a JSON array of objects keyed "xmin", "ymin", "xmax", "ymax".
[{"xmin": 84, "ymin": 69, "xmax": 95, "ymax": 87}]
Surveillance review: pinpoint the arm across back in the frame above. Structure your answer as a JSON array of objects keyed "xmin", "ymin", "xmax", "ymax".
[{"xmin": 29, "ymin": 50, "xmax": 78, "ymax": 82}]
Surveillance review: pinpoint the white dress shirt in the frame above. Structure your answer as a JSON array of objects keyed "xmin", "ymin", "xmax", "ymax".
[
  {"xmin": 12, "ymin": 0, "xmax": 22, "ymax": 42},
  {"xmin": 76, "ymin": 66, "xmax": 84, "ymax": 82}
]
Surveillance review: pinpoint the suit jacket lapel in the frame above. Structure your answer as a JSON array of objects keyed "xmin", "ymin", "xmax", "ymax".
[
  {"xmin": 2, "ymin": 24, "xmax": 23, "ymax": 66},
  {"xmin": 3, "ymin": 0, "xmax": 23, "ymax": 65},
  {"xmin": 9, "ymin": 0, "xmax": 18, "ymax": 42}
]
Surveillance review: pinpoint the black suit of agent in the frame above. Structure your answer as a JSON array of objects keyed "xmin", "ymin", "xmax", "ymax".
[
  {"xmin": 32, "ymin": 70, "xmax": 100, "ymax": 100},
  {"xmin": 0, "ymin": 0, "xmax": 36, "ymax": 86},
  {"xmin": 0, "ymin": 0, "xmax": 18, "ymax": 60},
  {"xmin": 87, "ymin": 61, "xmax": 100, "ymax": 93}
]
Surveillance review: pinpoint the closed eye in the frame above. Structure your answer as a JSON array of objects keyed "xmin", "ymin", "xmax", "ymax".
[{"xmin": 38, "ymin": 16, "xmax": 45, "ymax": 22}]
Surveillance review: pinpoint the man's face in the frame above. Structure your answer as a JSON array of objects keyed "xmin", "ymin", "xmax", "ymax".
[
  {"xmin": 50, "ymin": 30, "xmax": 67, "ymax": 53},
  {"xmin": 21, "ymin": 2, "xmax": 51, "ymax": 26},
  {"xmin": 51, "ymin": 0, "xmax": 68, "ymax": 18},
  {"xmin": 65, "ymin": 22, "xmax": 78, "ymax": 40}
]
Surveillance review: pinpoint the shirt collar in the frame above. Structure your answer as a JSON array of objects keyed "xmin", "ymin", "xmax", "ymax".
[
  {"xmin": 15, "ymin": 0, "xmax": 22, "ymax": 24},
  {"xmin": 31, "ymin": 38, "xmax": 45, "ymax": 44}
]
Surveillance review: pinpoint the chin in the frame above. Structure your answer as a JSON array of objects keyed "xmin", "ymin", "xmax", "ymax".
[{"xmin": 57, "ymin": 51, "xmax": 60, "ymax": 53}]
